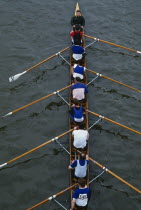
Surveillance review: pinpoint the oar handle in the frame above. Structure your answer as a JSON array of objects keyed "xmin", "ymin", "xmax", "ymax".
[
  {"xmin": 84, "ymin": 34, "xmax": 139, "ymax": 53},
  {"xmin": 89, "ymin": 157, "xmax": 141, "ymax": 194}
]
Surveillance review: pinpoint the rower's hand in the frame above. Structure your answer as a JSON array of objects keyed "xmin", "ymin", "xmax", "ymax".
[{"xmin": 86, "ymin": 155, "xmax": 89, "ymax": 160}]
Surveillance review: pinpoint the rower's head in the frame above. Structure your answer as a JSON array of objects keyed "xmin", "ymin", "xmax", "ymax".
[
  {"xmin": 78, "ymin": 122, "xmax": 86, "ymax": 129},
  {"xmin": 75, "ymin": 24, "xmax": 81, "ymax": 31},
  {"xmin": 78, "ymin": 59, "xmax": 84, "ymax": 66},
  {"xmin": 80, "ymin": 153, "xmax": 86, "ymax": 160},
  {"xmin": 75, "ymin": 77, "xmax": 82, "ymax": 83},
  {"xmin": 78, "ymin": 178, "xmax": 86, "ymax": 188},
  {"xmin": 76, "ymin": 10, "xmax": 81, "ymax": 16},
  {"xmin": 72, "ymin": 98, "xmax": 81, "ymax": 106}
]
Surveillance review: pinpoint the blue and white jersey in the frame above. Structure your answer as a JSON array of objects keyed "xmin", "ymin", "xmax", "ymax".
[
  {"xmin": 71, "ymin": 83, "xmax": 88, "ymax": 100},
  {"xmin": 71, "ymin": 45, "xmax": 85, "ymax": 60},
  {"xmin": 71, "ymin": 83, "xmax": 88, "ymax": 92},
  {"xmin": 70, "ymin": 160, "xmax": 89, "ymax": 168},
  {"xmin": 73, "ymin": 188, "xmax": 90, "ymax": 207},
  {"xmin": 70, "ymin": 160, "xmax": 89, "ymax": 178},
  {"xmin": 73, "ymin": 64, "xmax": 85, "ymax": 79},
  {"xmin": 71, "ymin": 45, "xmax": 85, "ymax": 54},
  {"xmin": 72, "ymin": 106, "xmax": 83, "ymax": 122}
]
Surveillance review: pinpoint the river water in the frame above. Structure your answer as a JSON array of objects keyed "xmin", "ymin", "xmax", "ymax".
[{"xmin": 0, "ymin": 0, "xmax": 141, "ymax": 209}]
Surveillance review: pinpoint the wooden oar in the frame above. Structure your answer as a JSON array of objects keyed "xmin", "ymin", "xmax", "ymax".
[
  {"xmin": 0, "ymin": 129, "xmax": 73, "ymax": 169},
  {"xmin": 87, "ymin": 110, "xmax": 141, "ymax": 135},
  {"xmin": 84, "ymin": 34, "xmax": 141, "ymax": 54},
  {"xmin": 1, "ymin": 85, "xmax": 71, "ymax": 118},
  {"xmin": 9, "ymin": 47, "xmax": 69, "ymax": 82},
  {"xmin": 28, "ymin": 184, "xmax": 77, "ymax": 210},
  {"xmin": 76, "ymin": 150, "xmax": 141, "ymax": 194},
  {"xmin": 89, "ymin": 157, "xmax": 141, "ymax": 194},
  {"xmin": 86, "ymin": 69, "xmax": 141, "ymax": 93}
]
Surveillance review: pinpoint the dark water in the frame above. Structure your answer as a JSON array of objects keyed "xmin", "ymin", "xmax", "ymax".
[{"xmin": 0, "ymin": 0, "xmax": 141, "ymax": 209}]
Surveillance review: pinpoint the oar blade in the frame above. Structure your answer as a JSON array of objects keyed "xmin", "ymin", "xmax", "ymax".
[{"xmin": 9, "ymin": 71, "xmax": 26, "ymax": 82}]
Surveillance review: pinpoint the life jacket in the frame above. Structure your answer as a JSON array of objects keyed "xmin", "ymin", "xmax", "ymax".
[
  {"xmin": 72, "ymin": 106, "xmax": 83, "ymax": 119},
  {"xmin": 74, "ymin": 65, "xmax": 84, "ymax": 75}
]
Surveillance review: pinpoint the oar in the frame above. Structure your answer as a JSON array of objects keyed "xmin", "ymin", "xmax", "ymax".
[
  {"xmin": 0, "ymin": 129, "xmax": 72, "ymax": 169},
  {"xmin": 86, "ymin": 69, "xmax": 141, "ymax": 93},
  {"xmin": 1, "ymin": 85, "xmax": 71, "ymax": 118},
  {"xmin": 84, "ymin": 34, "xmax": 141, "ymax": 54},
  {"xmin": 76, "ymin": 150, "xmax": 141, "ymax": 194},
  {"xmin": 89, "ymin": 157, "xmax": 141, "ymax": 194},
  {"xmin": 87, "ymin": 110, "xmax": 141, "ymax": 135},
  {"xmin": 9, "ymin": 47, "xmax": 69, "ymax": 82},
  {"xmin": 28, "ymin": 184, "xmax": 77, "ymax": 210}
]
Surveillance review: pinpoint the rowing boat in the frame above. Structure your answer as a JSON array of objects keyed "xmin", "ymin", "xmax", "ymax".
[
  {"xmin": 0, "ymin": 2, "xmax": 140, "ymax": 210},
  {"xmin": 69, "ymin": 3, "xmax": 89, "ymax": 209}
]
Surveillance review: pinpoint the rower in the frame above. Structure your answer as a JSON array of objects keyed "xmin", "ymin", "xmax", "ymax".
[
  {"xmin": 70, "ymin": 24, "xmax": 83, "ymax": 45},
  {"xmin": 71, "ymin": 77, "xmax": 88, "ymax": 101},
  {"xmin": 69, "ymin": 98, "xmax": 85, "ymax": 123},
  {"xmin": 71, "ymin": 10, "xmax": 85, "ymax": 31},
  {"xmin": 71, "ymin": 40, "xmax": 85, "ymax": 61},
  {"xmin": 70, "ymin": 178, "xmax": 91, "ymax": 210},
  {"xmin": 72, "ymin": 122, "xmax": 89, "ymax": 149},
  {"xmin": 71, "ymin": 59, "xmax": 86, "ymax": 80},
  {"xmin": 68, "ymin": 153, "xmax": 89, "ymax": 179}
]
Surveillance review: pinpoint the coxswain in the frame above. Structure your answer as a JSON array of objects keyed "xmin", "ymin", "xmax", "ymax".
[
  {"xmin": 72, "ymin": 122, "xmax": 89, "ymax": 149},
  {"xmin": 71, "ymin": 40, "xmax": 85, "ymax": 61},
  {"xmin": 71, "ymin": 77, "xmax": 88, "ymax": 101},
  {"xmin": 68, "ymin": 153, "xmax": 89, "ymax": 179},
  {"xmin": 71, "ymin": 10, "xmax": 85, "ymax": 31},
  {"xmin": 69, "ymin": 99, "xmax": 85, "ymax": 123},
  {"xmin": 71, "ymin": 59, "xmax": 86, "ymax": 80},
  {"xmin": 70, "ymin": 178, "xmax": 91, "ymax": 210}
]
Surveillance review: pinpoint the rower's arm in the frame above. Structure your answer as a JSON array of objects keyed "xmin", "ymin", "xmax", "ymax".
[
  {"xmin": 82, "ymin": 16, "xmax": 85, "ymax": 26},
  {"xmin": 71, "ymin": 65, "xmax": 74, "ymax": 74},
  {"xmin": 71, "ymin": 16, "xmax": 75, "ymax": 26},
  {"xmin": 70, "ymin": 198, "xmax": 76, "ymax": 210},
  {"xmin": 87, "ymin": 133, "xmax": 89, "ymax": 140}
]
